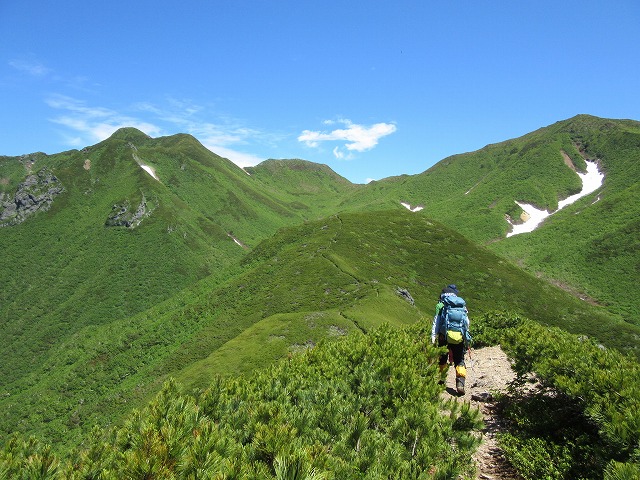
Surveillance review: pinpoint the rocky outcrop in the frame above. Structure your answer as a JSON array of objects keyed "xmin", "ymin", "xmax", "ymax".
[
  {"xmin": 0, "ymin": 168, "xmax": 65, "ymax": 226},
  {"xmin": 396, "ymin": 287, "xmax": 415, "ymax": 305},
  {"xmin": 105, "ymin": 196, "xmax": 152, "ymax": 228}
]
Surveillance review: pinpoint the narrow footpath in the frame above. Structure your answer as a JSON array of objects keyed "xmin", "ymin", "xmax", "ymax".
[{"xmin": 444, "ymin": 345, "xmax": 522, "ymax": 480}]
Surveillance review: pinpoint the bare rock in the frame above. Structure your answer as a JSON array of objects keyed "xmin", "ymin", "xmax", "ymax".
[{"xmin": 0, "ymin": 168, "xmax": 65, "ymax": 226}]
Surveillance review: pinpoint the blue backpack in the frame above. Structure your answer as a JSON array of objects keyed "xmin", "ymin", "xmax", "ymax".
[{"xmin": 441, "ymin": 295, "xmax": 471, "ymax": 345}]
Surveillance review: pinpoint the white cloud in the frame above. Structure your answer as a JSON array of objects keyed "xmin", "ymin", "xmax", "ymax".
[
  {"xmin": 298, "ymin": 119, "xmax": 397, "ymax": 158},
  {"xmin": 202, "ymin": 143, "xmax": 264, "ymax": 168},
  {"xmin": 195, "ymin": 125, "xmax": 265, "ymax": 168},
  {"xmin": 139, "ymin": 100, "xmax": 266, "ymax": 167},
  {"xmin": 45, "ymin": 95, "xmax": 265, "ymax": 168},
  {"xmin": 46, "ymin": 94, "xmax": 163, "ymax": 144},
  {"xmin": 9, "ymin": 59, "xmax": 51, "ymax": 76}
]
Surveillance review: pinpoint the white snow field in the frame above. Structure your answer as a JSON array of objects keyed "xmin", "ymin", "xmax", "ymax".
[
  {"xmin": 507, "ymin": 160, "xmax": 603, "ymax": 237},
  {"xmin": 140, "ymin": 164, "xmax": 160, "ymax": 181},
  {"xmin": 401, "ymin": 202, "xmax": 424, "ymax": 212}
]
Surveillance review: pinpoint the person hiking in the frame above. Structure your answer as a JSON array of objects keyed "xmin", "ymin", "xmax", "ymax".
[{"xmin": 431, "ymin": 284, "xmax": 471, "ymax": 395}]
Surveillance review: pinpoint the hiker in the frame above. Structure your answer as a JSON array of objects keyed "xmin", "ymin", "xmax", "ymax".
[{"xmin": 431, "ymin": 284, "xmax": 471, "ymax": 395}]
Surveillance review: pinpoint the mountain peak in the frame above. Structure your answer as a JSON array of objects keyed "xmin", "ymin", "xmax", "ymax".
[
  {"xmin": 108, "ymin": 127, "xmax": 152, "ymax": 143},
  {"xmin": 249, "ymin": 159, "xmax": 351, "ymax": 183}
]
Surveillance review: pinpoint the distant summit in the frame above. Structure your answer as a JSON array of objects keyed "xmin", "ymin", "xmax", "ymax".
[
  {"xmin": 249, "ymin": 159, "xmax": 351, "ymax": 183},
  {"xmin": 107, "ymin": 127, "xmax": 152, "ymax": 143}
]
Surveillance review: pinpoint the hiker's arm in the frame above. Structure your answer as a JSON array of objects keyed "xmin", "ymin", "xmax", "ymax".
[
  {"xmin": 431, "ymin": 314, "xmax": 439, "ymax": 344},
  {"xmin": 431, "ymin": 302, "xmax": 444, "ymax": 344}
]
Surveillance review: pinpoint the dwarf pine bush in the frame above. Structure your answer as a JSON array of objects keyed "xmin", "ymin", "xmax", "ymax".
[
  {"xmin": 497, "ymin": 319, "xmax": 640, "ymax": 479},
  {"xmin": 0, "ymin": 324, "xmax": 483, "ymax": 479}
]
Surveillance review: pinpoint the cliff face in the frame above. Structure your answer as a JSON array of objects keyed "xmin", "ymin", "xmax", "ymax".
[{"xmin": 0, "ymin": 168, "xmax": 65, "ymax": 226}]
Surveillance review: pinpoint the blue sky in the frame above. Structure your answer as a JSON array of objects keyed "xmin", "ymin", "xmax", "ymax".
[{"xmin": 1, "ymin": 1, "xmax": 639, "ymax": 184}]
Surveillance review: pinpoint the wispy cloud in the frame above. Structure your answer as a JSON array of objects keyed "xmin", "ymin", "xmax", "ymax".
[
  {"xmin": 133, "ymin": 99, "xmax": 268, "ymax": 167},
  {"xmin": 9, "ymin": 59, "xmax": 51, "ymax": 76},
  {"xmin": 188, "ymin": 123, "xmax": 265, "ymax": 167},
  {"xmin": 46, "ymin": 94, "xmax": 162, "ymax": 143},
  {"xmin": 298, "ymin": 119, "xmax": 397, "ymax": 159},
  {"xmin": 9, "ymin": 58, "xmax": 97, "ymax": 92},
  {"xmin": 202, "ymin": 144, "xmax": 264, "ymax": 168},
  {"xmin": 45, "ymin": 95, "xmax": 266, "ymax": 168}
]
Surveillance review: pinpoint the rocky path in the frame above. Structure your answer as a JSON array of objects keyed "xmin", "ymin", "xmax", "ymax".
[{"xmin": 443, "ymin": 345, "xmax": 521, "ymax": 480}]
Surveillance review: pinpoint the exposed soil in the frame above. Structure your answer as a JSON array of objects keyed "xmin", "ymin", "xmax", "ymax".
[
  {"xmin": 561, "ymin": 150, "xmax": 576, "ymax": 171},
  {"xmin": 442, "ymin": 345, "xmax": 522, "ymax": 479},
  {"xmin": 544, "ymin": 277, "xmax": 602, "ymax": 306}
]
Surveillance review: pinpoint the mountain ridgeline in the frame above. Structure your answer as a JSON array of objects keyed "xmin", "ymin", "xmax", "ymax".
[{"xmin": 1, "ymin": 115, "xmax": 640, "ymax": 476}]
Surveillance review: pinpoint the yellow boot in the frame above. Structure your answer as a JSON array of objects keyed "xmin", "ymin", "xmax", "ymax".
[{"xmin": 455, "ymin": 365, "xmax": 467, "ymax": 395}]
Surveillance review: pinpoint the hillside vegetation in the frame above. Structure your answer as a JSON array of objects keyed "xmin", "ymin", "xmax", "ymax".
[
  {"xmin": 339, "ymin": 115, "xmax": 640, "ymax": 325},
  {"xmin": 0, "ymin": 131, "xmax": 354, "ymax": 395},
  {"xmin": 490, "ymin": 117, "xmax": 640, "ymax": 324},
  {"xmin": 1, "ymin": 210, "xmax": 638, "ymax": 452},
  {"xmin": 1, "ymin": 325, "xmax": 485, "ymax": 479},
  {"xmin": 1, "ymin": 115, "xmax": 640, "ymax": 477},
  {"xmin": 3, "ymin": 316, "xmax": 640, "ymax": 479}
]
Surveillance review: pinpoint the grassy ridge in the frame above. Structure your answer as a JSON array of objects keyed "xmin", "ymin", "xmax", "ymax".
[
  {"xmin": 1, "ymin": 115, "xmax": 640, "ymax": 464},
  {"xmin": 2, "ymin": 209, "xmax": 638, "ymax": 451}
]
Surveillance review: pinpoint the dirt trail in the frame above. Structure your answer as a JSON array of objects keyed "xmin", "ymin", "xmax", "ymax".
[{"xmin": 443, "ymin": 345, "xmax": 521, "ymax": 479}]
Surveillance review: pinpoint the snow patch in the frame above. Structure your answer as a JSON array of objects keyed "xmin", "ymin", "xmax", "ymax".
[
  {"xmin": 140, "ymin": 164, "xmax": 160, "ymax": 181},
  {"xmin": 401, "ymin": 202, "xmax": 424, "ymax": 212},
  {"xmin": 507, "ymin": 202, "xmax": 551, "ymax": 236},
  {"xmin": 132, "ymin": 152, "xmax": 160, "ymax": 181},
  {"xmin": 557, "ymin": 161, "xmax": 603, "ymax": 209},
  {"xmin": 507, "ymin": 160, "xmax": 603, "ymax": 237}
]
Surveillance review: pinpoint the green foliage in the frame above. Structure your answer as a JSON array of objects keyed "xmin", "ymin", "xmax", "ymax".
[
  {"xmin": 0, "ymin": 435, "xmax": 62, "ymax": 480},
  {"xmin": 496, "ymin": 319, "xmax": 640, "ymax": 479},
  {"xmin": 604, "ymin": 460, "xmax": 640, "ymax": 480},
  {"xmin": 467, "ymin": 311, "xmax": 524, "ymax": 347},
  {"xmin": 1, "ymin": 117, "xmax": 640, "ymax": 472},
  {"xmin": 499, "ymin": 434, "xmax": 572, "ymax": 480},
  {"xmin": 0, "ymin": 324, "xmax": 484, "ymax": 478}
]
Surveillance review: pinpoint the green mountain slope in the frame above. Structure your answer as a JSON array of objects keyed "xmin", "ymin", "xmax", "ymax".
[
  {"xmin": 2, "ymin": 210, "xmax": 638, "ymax": 450},
  {"xmin": 1, "ymin": 134, "xmax": 234, "ymax": 384},
  {"xmin": 338, "ymin": 115, "xmax": 640, "ymax": 323},
  {"xmin": 2, "ymin": 115, "xmax": 640, "ymax": 462},
  {"xmin": 489, "ymin": 117, "xmax": 640, "ymax": 323},
  {"xmin": 0, "ymin": 130, "xmax": 359, "ymax": 424}
]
